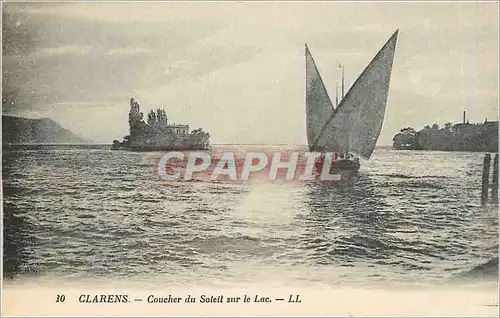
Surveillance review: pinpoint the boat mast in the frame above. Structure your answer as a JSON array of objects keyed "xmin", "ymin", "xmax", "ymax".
[
  {"xmin": 335, "ymin": 83, "xmax": 339, "ymax": 106},
  {"xmin": 338, "ymin": 63, "xmax": 348, "ymax": 156},
  {"xmin": 341, "ymin": 64, "xmax": 345, "ymax": 99}
]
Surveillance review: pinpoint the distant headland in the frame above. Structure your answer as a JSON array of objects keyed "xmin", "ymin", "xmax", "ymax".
[
  {"xmin": 393, "ymin": 111, "xmax": 498, "ymax": 152},
  {"xmin": 112, "ymin": 98, "xmax": 210, "ymax": 151},
  {"xmin": 2, "ymin": 115, "xmax": 88, "ymax": 145}
]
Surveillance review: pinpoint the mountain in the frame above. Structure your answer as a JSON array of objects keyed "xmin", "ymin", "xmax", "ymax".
[{"xmin": 2, "ymin": 115, "xmax": 88, "ymax": 144}]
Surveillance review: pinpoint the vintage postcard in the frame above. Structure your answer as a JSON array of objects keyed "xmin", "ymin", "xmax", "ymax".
[{"xmin": 1, "ymin": 1, "xmax": 499, "ymax": 317}]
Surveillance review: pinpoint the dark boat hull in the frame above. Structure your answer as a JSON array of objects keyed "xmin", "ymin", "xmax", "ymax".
[
  {"xmin": 331, "ymin": 158, "xmax": 360, "ymax": 172},
  {"xmin": 313, "ymin": 156, "xmax": 360, "ymax": 181}
]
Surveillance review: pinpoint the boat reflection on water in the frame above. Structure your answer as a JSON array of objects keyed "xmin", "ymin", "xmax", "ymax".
[
  {"xmin": 302, "ymin": 173, "xmax": 387, "ymax": 234},
  {"xmin": 294, "ymin": 173, "xmax": 400, "ymax": 270}
]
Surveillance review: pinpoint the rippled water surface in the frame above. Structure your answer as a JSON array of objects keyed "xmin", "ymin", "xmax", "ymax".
[{"xmin": 2, "ymin": 145, "xmax": 498, "ymax": 285}]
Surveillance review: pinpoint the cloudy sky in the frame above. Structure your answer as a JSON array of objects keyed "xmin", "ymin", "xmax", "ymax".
[{"xmin": 2, "ymin": 1, "xmax": 498, "ymax": 144}]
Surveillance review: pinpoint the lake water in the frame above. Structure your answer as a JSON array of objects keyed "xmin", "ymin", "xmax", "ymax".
[{"xmin": 2, "ymin": 145, "xmax": 498, "ymax": 287}]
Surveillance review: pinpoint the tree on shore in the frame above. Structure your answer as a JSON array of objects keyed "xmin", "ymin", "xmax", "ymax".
[
  {"xmin": 393, "ymin": 121, "xmax": 498, "ymax": 152},
  {"xmin": 190, "ymin": 128, "xmax": 211, "ymax": 148},
  {"xmin": 392, "ymin": 127, "xmax": 418, "ymax": 149}
]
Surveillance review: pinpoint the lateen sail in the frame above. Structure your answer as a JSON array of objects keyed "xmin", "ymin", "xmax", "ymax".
[
  {"xmin": 311, "ymin": 30, "xmax": 398, "ymax": 159},
  {"xmin": 305, "ymin": 44, "xmax": 335, "ymax": 151}
]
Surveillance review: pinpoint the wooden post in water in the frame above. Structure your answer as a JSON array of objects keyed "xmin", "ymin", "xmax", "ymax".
[
  {"xmin": 481, "ymin": 154, "xmax": 491, "ymax": 204},
  {"xmin": 492, "ymin": 154, "xmax": 499, "ymax": 204}
]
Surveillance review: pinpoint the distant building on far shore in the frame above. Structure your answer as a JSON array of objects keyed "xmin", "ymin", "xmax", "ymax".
[{"xmin": 393, "ymin": 111, "xmax": 498, "ymax": 152}]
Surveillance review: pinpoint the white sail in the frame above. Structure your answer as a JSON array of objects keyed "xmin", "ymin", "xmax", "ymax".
[
  {"xmin": 305, "ymin": 44, "xmax": 335, "ymax": 151},
  {"xmin": 311, "ymin": 30, "xmax": 398, "ymax": 159}
]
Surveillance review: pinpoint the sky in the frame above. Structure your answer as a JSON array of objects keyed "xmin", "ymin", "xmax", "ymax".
[{"xmin": 2, "ymin": 1, "xmax": 499, "ymax": 144}]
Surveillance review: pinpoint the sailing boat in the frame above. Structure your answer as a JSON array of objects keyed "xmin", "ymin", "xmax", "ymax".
[{"xmin": 305, "ymin": 30, "xmax": 398, "ymax": 175}]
